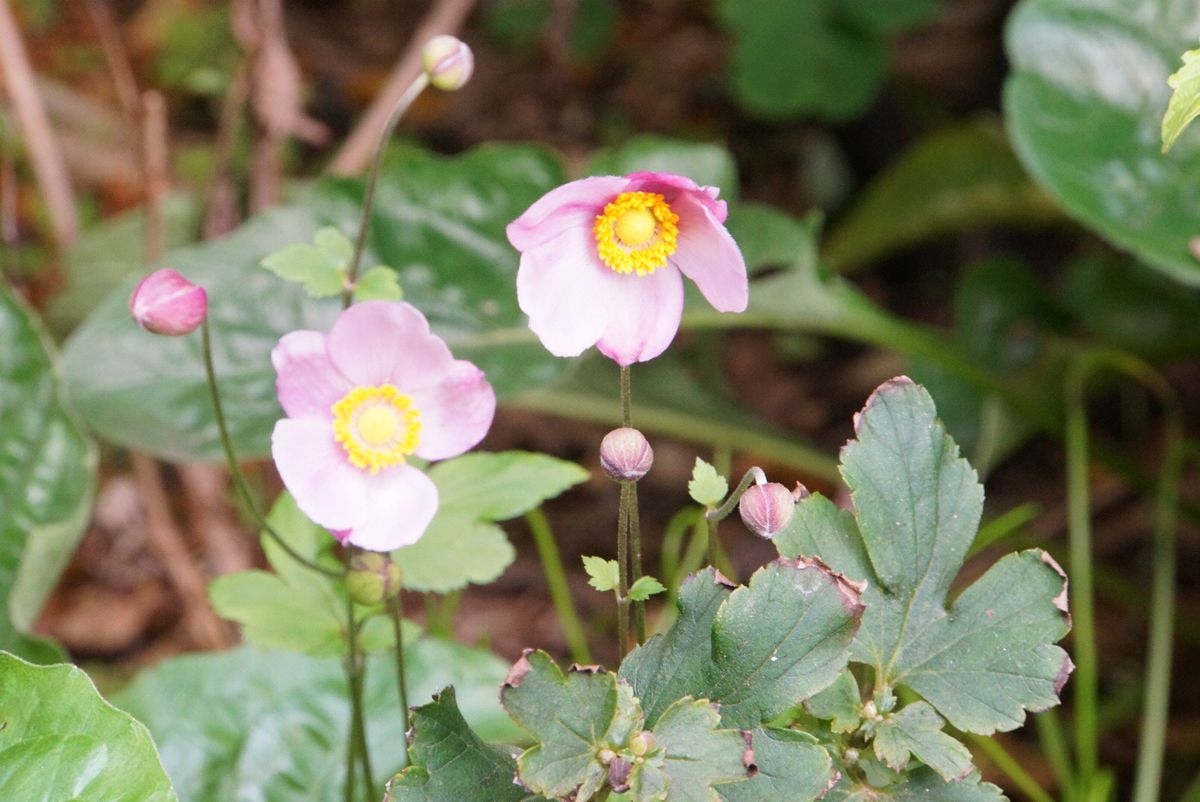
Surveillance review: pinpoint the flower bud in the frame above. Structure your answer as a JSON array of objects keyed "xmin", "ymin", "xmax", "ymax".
[
  {"xmin": 599, "ymin": 427, "xmax": 653, "ymax": 482},
  {"xmin": 628, "ymin": 731, "xmax": 656, "ymax": 757},
  {"xmin": 346, "ymin": 551, "xmax": 403, "ymax": 606},
  {"xmin": 129, "ymin": 269, "xmax": 207, "ymax": 336},
  {"xmin": 738, "ymin": 482, "xmax": 795, "ymax": 538},
  {"xmin": 422, "ymin": 35, "xmax": 473, "ymax": 91}
]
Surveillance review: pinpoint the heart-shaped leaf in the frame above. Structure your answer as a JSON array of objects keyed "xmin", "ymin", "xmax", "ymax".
[
  {"xmin": 0, "ymin": 285, "xmax": 96, "ymax": 662},
  {"xmin": 0, "ymin": 652, "xmax": 176, "ymax": 802}
]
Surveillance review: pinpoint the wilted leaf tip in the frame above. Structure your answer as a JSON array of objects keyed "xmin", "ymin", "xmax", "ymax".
[{"xmin": 852, "ymin": 375, "xmax": 916, "ymax": 435}]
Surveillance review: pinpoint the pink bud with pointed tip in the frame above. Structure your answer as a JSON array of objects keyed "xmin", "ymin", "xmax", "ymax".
[
  {"xmin": 422, "ymin": 35, "xmax": 473, "ymax": 91},
  {"xmin": 739, "ymin": 482, "xmax": 796, "ymax": 539},
  {"xmin": 129, "ymin": 269, "xmax": 207, "ymax": 336},
  {"xmin": 599, "ymin": 427, "xmax": 653, "ymax": 482}
]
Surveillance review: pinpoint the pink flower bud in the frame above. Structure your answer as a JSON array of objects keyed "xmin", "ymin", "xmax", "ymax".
[
  {"xmin": 739, "ymin": 482, "xmax": 796, "ymax": 538},
  {"xmin": 422, "ymin": 35, "xmax": 473, "ymax": 91},
  {"xmin": 599, "ymin": 427, "xmax": 653, "ymax": 482},
  {"xmin": 129, "ymin": 269, "xmax": 207, "ymax": 336}
]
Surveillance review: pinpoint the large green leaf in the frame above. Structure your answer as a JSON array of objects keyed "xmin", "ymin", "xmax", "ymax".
[
  {"xmin": 775, "ymin": 378, "xmax": 1073, "ymax": 735},
  {"xmin": 0, "ymin": 652, "xmax": 176, "ymax": 802},
  {"xmin": 0, "ymin": 285, "xmax": 96, "ymax": 662},
  {"xmin": 619, "ymin": 560, "xmax": 863, "ymax": 731},
  {"xmin": 62, "ymin": 143, "xmax": 567, "ymax": 462},
  {"xmin": 114, "ymin": 640, "xmax": 519, "ymax": 802},
  {"xmin": 387, "ymin": 688, "xmax": 547, "ymax": 802},
  {"xmin": 1005, "ymin": 0, "xmax": 1200, "ymax": 285},
  {"xmin": 629, "ymin": 697, "xmax": 748, "ymax": 802},
  {"xmin": 824, "ymin": 767, "xmax": 1005, "ymax": 801},
  {"xmin": 716, "ymin": 728, "xmax": 833, "ymax": 802},
  {"xmin": 393, "ymin": 451, "xmax": 589, "ymax": 593},
  {"xmin": 1163, "ymin": 43, "xmax": 1200, "ymax": 151}
]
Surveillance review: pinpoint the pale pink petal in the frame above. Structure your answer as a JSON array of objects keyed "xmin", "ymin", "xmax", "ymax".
[
  {"xmin": 346, "ymin": 465, "xmax": 439, "ymax": 551},
  {"xmin": 272, "ymin": 330, "xmax": 352, "ymax": 420},
  {"xmin": 595, "ymin": 266, "xmax": 684, "ymax": 365},
  {"xmin": 626, "ymin": 172, "xmax": 728, "ymax": 222},
  {"xmin": 272, "ymin": 418, "xmax": 367, "ymax": 531},
  {"xmin": 506, "ymin": 176, "xmax": 628, "ymax": 251},
  {"xmin": 670, "ymin": 193, "xmax": 748, "ymax": 313},
  {"xmin": 327, "ymin": 301, "xmax": 455, "ymax": 389},
  {"xmin": 516, "ymin": 224, "xmax": 615, "ymax": 358},
  {"xmin": 409, "ymin": 360, "xmax": 496, "ymax": 460}
]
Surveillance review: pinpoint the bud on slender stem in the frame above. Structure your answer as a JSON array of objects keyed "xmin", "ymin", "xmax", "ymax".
[
  {"xmin": 738, "ymin": 481, "xmax": 800, "ymax": 538},
  {"xmin": 129, "ymin": 269, "xmax": 207, "ymax": 336},
  {"xmin": 422, "ymin": 35, "xmax": 473, "ymax": 91},
  {"xmin": 347, "ymin": 551, "xmax": 404, "ymax": 606},
  {"xmin": 600, "ymin": 427, "xmax": 654, "ymax": 482}
]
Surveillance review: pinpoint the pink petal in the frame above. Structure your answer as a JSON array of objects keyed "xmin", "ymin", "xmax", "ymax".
[
  {"xmin": 411, "ymin": 360, "xmax": 496, "ymax": 461},
  {"xmin": 516, "ymin": 224, "xmax": 615, "ymax": 358},
  {"xmin": 670, "ymin": 193, "xmax": 748, "ymax": 313},
  {"xmin": 626, "ymin": 172, "xmax": 728, "ymax": 222},
  {"xmin": 327, "ymin": 301, "xmax": 455, "ymax": 389},
  {"xmin": 506, "ymin": 176, "xmax": 628, "ymax": 251},
  {"xmin": 272, "ymin": 418, "xmax": 367, "ymax": 531},
  {"xmin": 346, "ymin": 465, "xmax": 439, "ymax": 551},
  {"xmin": 272, "ymin": 330, "xmax": 352, "ymax": 419},
  {"xmin": 595, "ymin": 265, "xmax": 684, "ymax": 365}
]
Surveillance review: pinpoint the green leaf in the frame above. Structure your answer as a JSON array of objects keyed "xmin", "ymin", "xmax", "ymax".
[
  {"xmin": 1005, "ymin": 0, "xmax": 1200, "ymax": 285},
  {"xmin": 585, "ymin": 135, "xmax": 739, "ymax": 197},
  {"xmin": 716, "ymin": 728, "xmax": 833, "ymax": 802},
  {"xmin": 873, "ymin": 702, "xmax": 973, "ymax": 782},
  {"xmin": 260, "ymin": 242, "xmax": 345, "ymax": 298},
  {"xmin": 825, "ymin": 767, "xmax": 1004, "ymax": 801},
  {"xmin": 386, "ymin": 687, "xmax": 548, "ymax": 802},
  {"xmin": 0, "ymin": 285, "xmax": 96, "ymax": 662},
  {"xmin": 393, "ymin": 451, "xmax": 588, "ymax": 593},
  {"xmin": 354, "ymin": 265, "xmax": 404, "ymax": 301},
  {"xmin": 0, "ymin": 652, "xmax": 177, "ymax": 802},
  {"xmin": 688, "ymin": 458, "xmax": 728, "ymax": 506},
  {"xmin": 803, "ymin": 669, "xmax": 861, "ymax": 734},
  {"xmin": 1163, "ymin": 43, "xmax": 1200, "ymax": 151},
  {"xmin": 628, "ymin": 575, "xmax": 667, "ymax": 601},
  {"xmin": 584, "ymin": 556, "xmax": 621, "ymax": 592},
  {"xmin": 114, "ymin": 640, "xmax": 520, "ymax": 802},
  {"xmin": 62, "ymin": 143, "xmax": 567, "ymax": 462},
  {"xmin": 822, "ymin": 119, "xmax": 1058, "ymax": 273},
  {"xmin": 314, "ymin": 226, "xmax": 354, "ymax": 264},
  {"xmin": 776, "ymin": 378, "xmax": 1073, "ymax": 734},
  {"xmin": 619, "ymin": 560, "xmax": 863, "ymax": 730},
  {"xmin": 502, "ymin": 650, "xmax": 641, "ymax": 801},
  {"xmin": 629, "ymin": 698, "xmax": 748, "ymax": 802}
]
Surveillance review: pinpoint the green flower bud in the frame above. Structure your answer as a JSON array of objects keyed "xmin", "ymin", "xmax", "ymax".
[
  {"xmin": 347, "ymin": 552, "xmax": 403, "ymax": 606},
  {"xmin": 422, "ymin": 35, "xmax": 473, "ymax": 91}
]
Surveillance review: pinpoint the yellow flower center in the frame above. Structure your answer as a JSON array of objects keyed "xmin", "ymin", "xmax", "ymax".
[
  {"xmin": 332, "ymin": 384, "xmax": 421, "ymax": 474},
  {"xmin": 593, "ymin": 191, "xmax": 679, "ymax": 276}
]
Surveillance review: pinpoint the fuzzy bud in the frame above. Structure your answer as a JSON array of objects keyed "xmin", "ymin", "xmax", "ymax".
[
  {"xmin": 129, "ymin": 269, "xmax": 207, "ymax": 336},
  {"xmin": 738, "ymin": 482, "xmax": 796, "ymax": 538},
  {"xmin": 422, "ymin": 35, "xmax": 473, "ymax": 91},
  {"xmin": 346, "ymin": 552, "xmax": 403, "ymax": 606},
  {"xmin": 599, "ymin": 427, "xmax": 653, "ymax": 482}
]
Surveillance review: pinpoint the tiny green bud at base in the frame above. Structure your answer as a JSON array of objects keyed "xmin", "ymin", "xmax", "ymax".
[
  {"xmin": 129, "ymin": 269, "xmax": 207, "ymax": 336},
  {"xmin": 422, "ymin": 35, "xmax": 473, "ymax": 91},
  {"xmin": 347, "ymin": 551, "xmax": 403, "ymax": 606},
  {"xmin": 600, "ymin": 427, "xmax": 653, "ymax": 481}
]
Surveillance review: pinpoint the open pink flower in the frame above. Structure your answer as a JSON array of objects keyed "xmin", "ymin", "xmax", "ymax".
[
  {"xmin": 270, "ymin": 301, "xmax": 495, "ymax": 551},
  {"xmin": 506, "ymin": 171, "xmax": 748, "ymax": 365}
]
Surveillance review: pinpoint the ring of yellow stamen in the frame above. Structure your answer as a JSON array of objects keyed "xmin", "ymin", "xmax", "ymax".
[
  {"xmin": 332, "ymin": 384, "xmax": 422, "ymax": 473},
  {"xmin": 593, "ymin": 191, "xmax": 679, "ymax": 276}
]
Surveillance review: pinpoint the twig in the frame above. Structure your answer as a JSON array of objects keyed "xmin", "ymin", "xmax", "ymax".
[
  {"xmin": 141, "ymin": 90, "xmax": 170, "ymax": 261},
  {"xmin": 328, "ymin": 0, "xmax": 476, "ymax": 175},
  {"xmin": 0, "ymin": 0, "xmax": 78, "ymax": 248},
  {"xmin": 82, "ymin": 0, "xmax": 140, "ymax": 123},
  {"xmin": 204, "ymin": 60, "xmax": 251, "ymax": 238}
]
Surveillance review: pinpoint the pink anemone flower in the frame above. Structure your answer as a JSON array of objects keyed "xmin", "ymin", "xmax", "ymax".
[
  {"xmin": 506, "ymin": 171, "xmax": 748, "ymax": 365},
  {"xmin": 270, "ymin": 301, "xmax": 495, "ymax": 551}
]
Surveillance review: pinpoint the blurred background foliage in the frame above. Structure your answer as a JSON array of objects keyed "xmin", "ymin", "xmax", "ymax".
[{"xmin": 1, "ymin": 0, "xmax": 1199, "ymax": 799}]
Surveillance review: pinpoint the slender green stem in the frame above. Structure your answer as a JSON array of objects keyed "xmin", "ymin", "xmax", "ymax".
[
  {"xmin": 1035, "ymin": 708, "xmax": 1075, "ymax": 800},
  {"xmin": 388, "ymin": 595, "xmax": 410, "ymax": 761},
  {"xmin": 706, "ymin": 468, "xmax": 767, "ymax": 523},
  {"xmin": 200, "ymin": 320, "xmax": 342, "ymax": 578},
  {"xmin": 660, "ymin": 508, "xmax": 698, "ymax": 595},
  {"xmin": 968, "ymin": 734, "xmax": 1055, "ymax": 802},
  {"xmin": 705, "ymin": 517, "xmax": 719, "ymax": 572},
  {"xmin": 1180, "ymin": 768, "xmax": 1200, "ymax": 802},
  {"xmin": 342, "ymin": 73, "xmax": 430, "ymax": 306},
  {"xmin": 1132, "ymin": 421, "xmax": 1184, "ymax": 802},
  {"xmin": 627, "ymin": 481, "xmax": 645, "ymax": 643},
  {"xmin": 619, "ymin": 365, "xmax": 631, "ymax": 427},
  {"xmin": 526, "ymin": 509, "xmax": 592, "ymax": 664},
  {"xmin": 344, "ymin": 589, "xmax": 374, "ymax": 800},
  {"xmin": 616, "ymin": 481, "xmax": 630, "ymax": 656},
  {"xmin": 967, "ymin": 502, "xmax": 1041, "ymax": 558}
]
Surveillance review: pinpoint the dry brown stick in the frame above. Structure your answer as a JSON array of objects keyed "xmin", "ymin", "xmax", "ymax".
[
  {"xmin": 82, "ymin": 0, "xmax": 141, "ymax": 125},
  {"xmin": 204, "ymin": 61, "xmax": 252, "ymax": 238},
  {"xmin": 141, "ymin": 91, "xmax": 170, "ymax": 261},
  {"xmin": 131, "ymin": 455, "xmax": 232, "ymax": 649},
  {"xmin": 328, "ymin": 0, "xmax": 476, "ymax": 175},
  {"xmin": 178, "ymin": 464, "xmax": 256, "ymax": 575},
  {"xmin": 0, "ymin": 0, "xmax": 78, "ymax": 248}
]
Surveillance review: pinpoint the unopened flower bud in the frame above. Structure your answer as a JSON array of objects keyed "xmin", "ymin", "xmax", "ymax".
[
  {"xmin": 628, "ymin": 731, "xmax": 656, "ymax": 757},
  {"xmin": 738, "ymin": 482, "xmax": 795, "ymax": 538},
  {"xmin": 129, "ymin": 269, "xmax": 207, "ymax": 336},
  {"xmin": 422, "ymin": 35, "xmax": 473, "ymax": 91},
  {"xmin": 599, "ymin": 427, "xmax": 653, "ymax": 482},
  {"xmin": 347, "ymin": 552, "xmax": 403, "ymax": 606}
]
